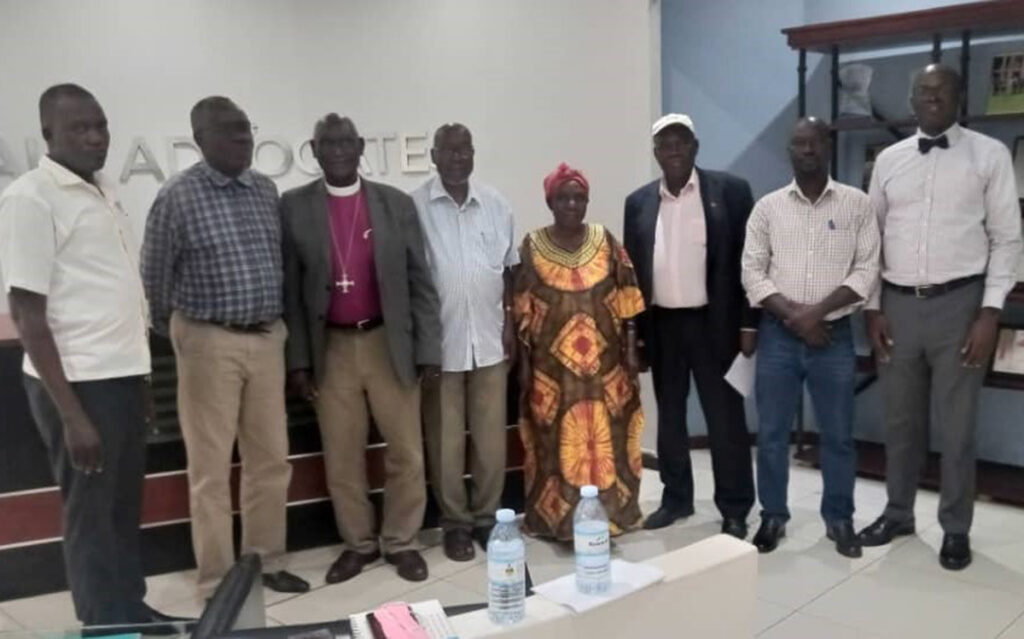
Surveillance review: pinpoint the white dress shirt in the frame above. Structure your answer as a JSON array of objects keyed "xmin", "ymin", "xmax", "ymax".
[
  {"xmin": 742, "ymin": 178, "xmax": 880, "ymax": 320},
  {"xmin": 652, "ymin": 173, "xmax": 708, "ymax": 308},
  {"xmin": 0, "ymin": 156, "xmax": 150, "ymax": 380},
  {"xmin": 411, "ymin": 176, "xmax": 518, "ymax": 372},
  {"xmin": 867, "ymin": 124, "xmax": 1022, "ymax": 309}
]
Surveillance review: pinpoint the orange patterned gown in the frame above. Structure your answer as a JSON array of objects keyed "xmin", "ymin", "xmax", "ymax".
[{"xmin": 513, "ymin": 224, "xmax": 646, "ymax": 541}]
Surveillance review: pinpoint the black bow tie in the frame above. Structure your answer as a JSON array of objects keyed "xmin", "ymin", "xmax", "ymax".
[{"xmin": 918, "ymin": 135, "xmax": 949, "ymax": 154}]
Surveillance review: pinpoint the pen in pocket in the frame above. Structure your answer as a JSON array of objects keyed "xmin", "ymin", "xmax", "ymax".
[{"xmin": 827, "ymin": 219, "xmax": 836, "ymax": 230}]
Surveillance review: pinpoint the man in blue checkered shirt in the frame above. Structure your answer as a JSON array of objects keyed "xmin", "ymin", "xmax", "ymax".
[{"xmin": 140, "ymin": 96, "xmax": 308, "ymax": 598}]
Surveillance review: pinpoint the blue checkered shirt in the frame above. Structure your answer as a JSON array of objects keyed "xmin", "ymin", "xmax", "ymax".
[{"xmin": 141, "ymin": 162, "xmax": 283, "ymax": 335}]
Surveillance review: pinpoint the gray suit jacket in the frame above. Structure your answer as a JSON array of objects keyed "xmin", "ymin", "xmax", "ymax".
[{"xmin": 280, "ymin": 178, "xmax": 441, "ymax": 386}]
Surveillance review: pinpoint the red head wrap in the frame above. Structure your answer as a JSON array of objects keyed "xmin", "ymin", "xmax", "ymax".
[{"xmin": 543, "ymin": 162, "xmax": 589, "ymax": 201}]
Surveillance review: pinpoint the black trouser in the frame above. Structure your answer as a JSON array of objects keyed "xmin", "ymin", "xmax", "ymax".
[
  {"xmin": 649, "ymin": 306, "xmax": 755, "ymax": 520},
  {"xmin": 23, "ymin": 375, "xmax": 148, "ymax": 625}
]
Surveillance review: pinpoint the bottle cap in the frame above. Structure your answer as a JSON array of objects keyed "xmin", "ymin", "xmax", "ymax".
[
  {"xmin": 496, "ymin": 508, "xmax": 516, "ymax": 523},
  {"xmin": 581, "ymin": 485, "xmax": 598, "ymax": 498}
]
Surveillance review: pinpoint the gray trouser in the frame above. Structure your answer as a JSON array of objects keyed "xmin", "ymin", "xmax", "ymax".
[
  {"xmin": 879, "ymin": 280, "xmax": 986, "ymax": 534},
  {"xmin": 422, "ymin": 362, "xmax": 508, "ymax": 531},
  {"xmin": 23, "ymin": 375, "xmax": 148, "ymax": 625}
]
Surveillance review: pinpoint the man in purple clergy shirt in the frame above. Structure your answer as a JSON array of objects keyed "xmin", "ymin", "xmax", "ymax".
[{"xmin": 280, "ymin": 114, "xmax": 441, "ymax": 584}]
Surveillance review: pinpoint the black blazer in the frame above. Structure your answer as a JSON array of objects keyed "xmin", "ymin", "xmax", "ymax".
[
  {"xmin": 622, "ymin": 168, "xmax": 758, "ymax": 361},
  {"xmin": 280, "ymin": 178, "xmax": 441, "ymax": 386}
]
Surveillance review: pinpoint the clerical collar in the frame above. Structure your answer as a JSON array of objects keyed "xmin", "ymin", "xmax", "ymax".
[{"xmin": 326, "ymin": 177, "xmax": 361, "ymax": 197}]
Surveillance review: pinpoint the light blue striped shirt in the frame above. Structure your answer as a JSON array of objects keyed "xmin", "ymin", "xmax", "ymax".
[{"xmin": 411, "ymin": 176, "xmax": 518, "ymax": 372}]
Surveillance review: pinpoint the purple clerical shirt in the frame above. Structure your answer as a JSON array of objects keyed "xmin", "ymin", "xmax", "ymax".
[{"xmin": 326, "ymin": 181, "xmax": 381, "ymax": 325}]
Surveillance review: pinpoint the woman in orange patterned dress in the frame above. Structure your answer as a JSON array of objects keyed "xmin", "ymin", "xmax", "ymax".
[{"xmin": 513, "ymin": 163, "xmax": 646, "ymax": 541}]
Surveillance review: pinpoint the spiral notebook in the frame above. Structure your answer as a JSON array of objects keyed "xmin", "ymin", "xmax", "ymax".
[{"xmin": 349, "ymin": 599, "xmax": 457, "ymax": 639}]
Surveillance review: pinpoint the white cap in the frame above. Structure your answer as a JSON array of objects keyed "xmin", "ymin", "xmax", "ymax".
[
  {"xmin": 580, "ymin": 485, "xmax": 598, "ymax": 498},
  {"xmin": 496, "ymin": 508, "xmax": 516, "ymax": 523},
  {"xmin": 652, "ymin": 113, "xmax": 695, "ymax": 137}
]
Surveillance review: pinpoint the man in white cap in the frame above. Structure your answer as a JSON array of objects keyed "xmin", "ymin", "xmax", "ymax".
[{"xmin": 623, "ymin": 113, "xmax": 758, "ymax": 539}]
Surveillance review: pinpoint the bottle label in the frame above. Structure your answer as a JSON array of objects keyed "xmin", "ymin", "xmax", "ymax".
[
  {"xmin": 574, "ymin": 526, "xmax": 609, "ymax": 556},
  {"xmin": 575, "ymin": 523, "xmax": 610, "ymax": 582},
  {"xmin": 488, "ymin": 556, "xmax": 524, "ymax": 585}
]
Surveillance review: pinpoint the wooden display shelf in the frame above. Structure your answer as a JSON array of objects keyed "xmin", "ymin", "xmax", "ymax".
[
  {"xmin": 783, "ymin": 1, "xmax": 1024, "ymax": 178},
  {"xmin": 782, "ymin": 0, "xmax": 1024, "ymax": 54}
]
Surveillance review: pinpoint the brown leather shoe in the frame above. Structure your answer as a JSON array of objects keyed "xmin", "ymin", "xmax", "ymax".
[
  {"xmin": 325, "ymin": 549, "xmax": 381, "ymax": 584},
  {"xmin": 444, "ymin": 529, "xmax": 476, "ymax": 562},
  {"xmin": 385, "ymin": 550, "xmax": 429, "ymax": 582}
]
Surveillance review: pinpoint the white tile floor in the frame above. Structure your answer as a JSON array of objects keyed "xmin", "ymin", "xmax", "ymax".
[{"xmin": 4, "ymin": 449, "xmax": 1024, "ymax": 638}]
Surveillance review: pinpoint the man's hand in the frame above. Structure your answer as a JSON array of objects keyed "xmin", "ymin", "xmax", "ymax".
[
  {"xmin": 740, "ymin": 331, "xmax": 757, "ymax": 357},
  {"xmin": 502, "ymin": 320, "xmax": 517, "ymax": 365},
  {"xmin": 517, "ymin": 357, "xmax": 531, "ymax": 394},
  {"xmin": 419, "ymin": 365, "xmax": 442, "ymax": 385},
  {"xmin": 634, "ymin": 339, "xmax": 650, "ymax": 373},
  {"xmin": 64, "ymin": 411, "xmax": 103, "ymax": 474},
  {"xmin": 962, "ymin": 308, "xmax": 1000, "ymax": 369},
  {"xmin": 865, "ymin": 310, "xmax": 893, "ymax": 364},
  {"xmin": 142, "ymin": 378, "xmax": 156, "ymax": 425},
  {"xmin": 624, "ymin": 342, "xmax": 641, "ymax": 377},
  {"xmin": 784, "ymin": 304, "xmax": 830, "ymax": 347},
  {"xmin": 287, "ymin": 369, "xmax": 319, "ymax": 402}
]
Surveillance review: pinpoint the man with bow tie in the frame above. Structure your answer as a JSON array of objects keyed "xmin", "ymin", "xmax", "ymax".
[{"xmin": 857, "ymin": 64, "xmax": 1021, "ymax": 571}]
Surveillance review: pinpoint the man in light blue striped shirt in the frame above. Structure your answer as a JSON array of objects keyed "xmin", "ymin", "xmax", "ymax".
[{"xmin": 411, "ymin": 124, "xmax": 518, "ymax": 561}]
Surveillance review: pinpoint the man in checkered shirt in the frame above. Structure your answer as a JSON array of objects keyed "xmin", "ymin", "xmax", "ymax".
[
  {"xmin": 741, "ymin": 117, "xmax": 879, "ymax": 559},
  {"xmin": 141, "ymin": 96, "xmax": 308, "ymax": 598}
]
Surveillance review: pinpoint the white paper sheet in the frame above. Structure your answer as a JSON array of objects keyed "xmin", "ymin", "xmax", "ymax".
[
  {"xmin": 349, "ymin": 599, "xmax": 458, "ymax": 639},
  {"xmin": 994, "ymin": 329, "xmax": 1024, "ymax": 375},
  {"xmin": 532, "ymin": 559, "xmax": 665, "ymax": 614},
  {"xmin": 724, "ymin": 353, "xmax": 757, "ymax": 398}
]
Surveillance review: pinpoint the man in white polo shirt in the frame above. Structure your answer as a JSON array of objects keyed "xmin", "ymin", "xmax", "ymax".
[{"xmin": 0, "ymin": 84, "xmax": 180, "ymax": 629}]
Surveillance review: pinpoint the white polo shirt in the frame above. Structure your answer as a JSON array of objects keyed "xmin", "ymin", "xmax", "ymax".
[{"xmin": 0, "ymin": 156, "xmax": 150, "ymax": 381}]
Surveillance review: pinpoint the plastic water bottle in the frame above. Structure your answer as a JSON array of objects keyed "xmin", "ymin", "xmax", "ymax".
[
  {"xmin": 487, "ymin": 508, "xmax": 526, "ymax": 625},
  {"xmin": 574, "ymin": 485, "xmax": 611, "ymax": 594}
]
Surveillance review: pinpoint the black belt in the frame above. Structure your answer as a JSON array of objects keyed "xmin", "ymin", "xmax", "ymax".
[
  {"xmin": 329, "ymin": 317, "xmax": 383, "ymax": 331},
  {"xmin": 883, "ymin": 274, "xmax": 984, "ymax": 299},
  {"xmin": 216, "ymin": 321, "xmax": 273, "ymax": 333}
]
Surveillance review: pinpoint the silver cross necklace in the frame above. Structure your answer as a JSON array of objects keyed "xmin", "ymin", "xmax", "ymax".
[{"xmin": 327, "ymin": 189, "xmax": 364, "ymax": 294}]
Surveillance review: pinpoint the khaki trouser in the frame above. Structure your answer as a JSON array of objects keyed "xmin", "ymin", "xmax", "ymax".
[
  {"xmin": 316, "ymin": 326, "xmax": 426, "ymax": 554},
  {"xmin": 422, "ymin": 362, "xmax": 508, "ymax": 531},
  {"xmin": 170, "ymin": 312, "xmax": 292, "ymax": 597}
]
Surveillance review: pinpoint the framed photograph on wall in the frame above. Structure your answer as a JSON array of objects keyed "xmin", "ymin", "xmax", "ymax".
[{"xmin": 987, "ymin": 53, "xmax": 1024, "ymax": 115}]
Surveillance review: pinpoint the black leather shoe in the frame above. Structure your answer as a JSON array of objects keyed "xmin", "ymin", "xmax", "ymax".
[
  {"xmin": 444, "ymin": 529, "xmax": 476, "ymax": 562},
  {"xmin": 385, "ymin": 550, "xmax": 429, "ymax": 582},
  {"xmin": 262, "ymin": 570, "xmax": 310, "ymax": 593},
  {"xmin": 721, "ymin": 517, "xmax": 748, "ymax": 540},
  {"xmin": 752, "ymin": 518, "xmax": 786, "ymax": 553},
  {"xmin": 326, "ymin": 550, "xmax": 381, "ymax": 584},
  {"xmin": 826, "ymin": 521, "xmax": 863, "ymax": 558},
  {"xmin": 857, "ymin": 515, "xmax": 915, "ymax": 547},
  {"xmin": 135, "ymin": 603, "xmax": 194, "ymax": 624},
  {"xmin": 87, "ymin": 604, "xmax": 195, "ymax": 637},
  {"xmin": 939, "ymin": 533, "xmax": 971, "ymax": 571},
  {"xmin": 643, "ymin": 505, "xmax": 695, "ymax": 530}
]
